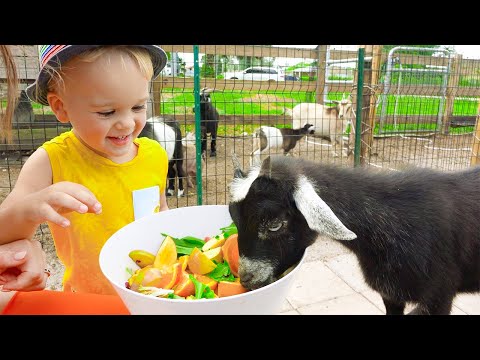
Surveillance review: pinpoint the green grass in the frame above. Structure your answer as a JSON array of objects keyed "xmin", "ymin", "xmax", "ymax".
[
  {"xmin": 4, "ymin": 89, "xmax": 477, "ymax": 136},
  {"xmin": 377, "ymin": 95, "xmax": 478, "ymax": 116}
]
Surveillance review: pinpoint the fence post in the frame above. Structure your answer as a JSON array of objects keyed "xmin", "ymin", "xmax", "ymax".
[
  {"xmin": 349, "ymin": 45, "xmax": 382, "ymax": 167},
  {"xmin": 470, "ymin": 100, "xmax": 480, "ymax": 166},
  {"xmin": 443, "ymin": 54, "xmax": 462, "ymax": 135},
  {"xmin": 315, "ymin": 45, "xmax": 327, "ymax": 105},
  {"xmin": 152, "ymin": 78, "xmax": 164, "ymax": 117},
  {"xmin": 193, "ymin": 45, "xmax": 203, "ymax": 205}
]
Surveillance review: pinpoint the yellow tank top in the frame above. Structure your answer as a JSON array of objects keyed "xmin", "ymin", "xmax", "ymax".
[{"xmin": 41, "ymin": 130, "xmax": 168, "ymax": 295}]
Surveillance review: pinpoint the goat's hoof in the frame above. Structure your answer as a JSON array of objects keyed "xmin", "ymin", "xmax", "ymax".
[
  {"xmin": 166, "ymin": 189, "xmax": 175, "ymax": 197},
  {"xmin": 210, "ymin": 151, "xmax": 216, "ymax": 157},
  {"xmin": 177, "ymin": 189, "xmax": 185, "ymax": 197}
]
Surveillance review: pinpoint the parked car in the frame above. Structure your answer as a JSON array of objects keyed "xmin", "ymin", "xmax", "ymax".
[
  {"xmin": 223, "ymin": 66, "xmax": 285, "ymax": 82},
  {"xmin": 284, "ymin": 75, "xmax": 299, "ymax": 81}
]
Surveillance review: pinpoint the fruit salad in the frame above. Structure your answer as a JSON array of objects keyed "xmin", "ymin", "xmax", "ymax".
[{"xmin": 125, "ymin": 223, "xmax": 248, "ymax": 300}]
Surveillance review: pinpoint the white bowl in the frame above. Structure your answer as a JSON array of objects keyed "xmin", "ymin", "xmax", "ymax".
[{"xmin": 99, "ymin": 205, "xmax": 305, "ymax": 315}]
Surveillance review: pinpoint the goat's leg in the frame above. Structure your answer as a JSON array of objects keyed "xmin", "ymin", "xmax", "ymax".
[
  {"xmin": 176, "ymin": 159, "xmax": 186, "ymax": 197},
  {"xmin": 408, "ymin": 293, "xmax": 455, "ymax": 315},
  {"xmin": 332, "ymin": 134, "xmax": 346, "ymax": 158},
  {"xmin": 382, "ymin": 297, "xmax": 406, "ymax": 315},
  {"xmin": 210, "ymin": 130, "xmax": 217, "ymax": 157},
  {"xmin": 166, "ymin": 162, "xmax": 176, "ymax": 197},
  {"xmin": 201, "ymin": 130, "xmax": 207, "ymax": 158},
  {"xmin": 186, "ymin": 171, "xmax": 195, "ymax": 188}
]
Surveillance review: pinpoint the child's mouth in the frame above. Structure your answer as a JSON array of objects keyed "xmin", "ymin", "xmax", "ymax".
[{"xmin": 108, "ymin": 134, "xmax": 131, "ymax": 146}]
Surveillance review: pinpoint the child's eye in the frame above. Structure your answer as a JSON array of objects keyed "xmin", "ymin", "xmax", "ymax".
[
  {"xmin": 98, "ymin": 111, "xmax": 114, "ymax": 117},
  {"xmin": 132, "ymin": 105, "xmax": 146, "ymax": 112}
]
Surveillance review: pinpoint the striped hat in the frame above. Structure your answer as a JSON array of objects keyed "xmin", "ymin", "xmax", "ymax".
[{"xmin": 25, "ymin": 45, "xmax": 168, "ymax": 106}]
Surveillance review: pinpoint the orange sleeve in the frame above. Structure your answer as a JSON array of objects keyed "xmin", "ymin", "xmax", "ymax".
[{"xmin": 1, "ymin": 290, "xmax": 130, "ymax": 315}]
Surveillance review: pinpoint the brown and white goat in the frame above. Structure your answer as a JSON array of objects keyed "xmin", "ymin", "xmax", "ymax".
[
  {"xmin": 291, "ymin": 96, "xmax": 353, "ymax": 157},
  {"xmin": 249, "ymin": 124, "xmax": 315, "ymax": 166},
  {"xmin": 181, "ymin": 131, "xmax": 205, "ymax": 190}
]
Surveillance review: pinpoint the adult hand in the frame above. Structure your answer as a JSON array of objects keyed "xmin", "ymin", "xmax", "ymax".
[
  {"xmin": 21, "ymin": 181, "xmax": 102, "ymax": 228},
  {"xmin": 0, "ymin": 239, "xmax": 49, "ymax": 292}
]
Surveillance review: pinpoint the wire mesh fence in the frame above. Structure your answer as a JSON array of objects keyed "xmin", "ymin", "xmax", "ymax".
[{"xmin": 1, "ymin": 45, "xmax": 479, "ymax": 212}]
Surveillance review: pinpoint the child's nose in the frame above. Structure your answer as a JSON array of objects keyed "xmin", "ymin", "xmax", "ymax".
[{"xmin": 114, "ymin": 115, "xmax": 135, "ymax": 130}]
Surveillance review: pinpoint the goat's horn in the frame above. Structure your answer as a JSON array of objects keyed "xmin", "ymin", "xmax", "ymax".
[
  {"xmin": 201, "ymin": 87, "xmax": 215, "ymax": 94},
  {"xmin": 231, "ymin": 152, "xmax": 246, "ymax": 179}
]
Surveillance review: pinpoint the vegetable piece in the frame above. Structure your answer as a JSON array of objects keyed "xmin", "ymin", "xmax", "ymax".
[
  {"xmin": 217, "ymin": 280, "xmax": 248, "ymax": 298},
  {"xmin": 202, "ymin": 233, "xmax": 226, "ymax": 252},
  {"xmin": 162, "ymin": 233, "xmax": 205, "ymax": 255},
  {"xmin": 208, "ymin": 261, "xmax": 235, "ymax": 282},
  {"xmin": 187, "ymin": 247, "xmax": 216, "ymax": 275},
  {"xmin": 138, "ymin": 285, "xmax": 174, "ymax": 298},
  {"xmin": 129, "ymin": 249, "xmax": 156, "ymax": 268},
  {"xmin": 153, "ymin": 236, "xmax": 177, "ymax": 270},
  {"xmin": 190, "ymin": 275, "xmax": 216, "ymax": 299},
  {"xmin": 219, "ymin": 222, "xmax": 238, "ymax": 238},
  {"xmin": 222, "ymin": 234, "xmax": 239, "ymax": 277}
]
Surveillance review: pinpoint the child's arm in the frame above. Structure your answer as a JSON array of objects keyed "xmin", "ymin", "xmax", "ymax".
[
  {"xmin": 159, "ymin": 189, "xmax": 169, "ymax": 211},
  {"xmin": 0, "ymin": 148, "xmax": 102, "ymax": 245}
]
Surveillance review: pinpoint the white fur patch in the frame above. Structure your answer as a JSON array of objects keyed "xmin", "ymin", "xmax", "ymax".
[
  {"xmin": 239, "ymin": 256, "xmax": 275, "ymax": 285},
  {"xmin": 229, "ymin": 166, "xmax": 260, "ymax": 202},
  {"xmin": 294, "ymin": 175, "xmax": 357, "ymax": 240}
]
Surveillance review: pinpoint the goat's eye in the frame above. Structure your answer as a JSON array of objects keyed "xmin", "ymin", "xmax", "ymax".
[{"xmin": 268, "ymin": 222, "xmax": 283, "ymax": 232}]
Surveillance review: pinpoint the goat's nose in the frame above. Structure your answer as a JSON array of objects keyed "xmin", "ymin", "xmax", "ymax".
[{"xmin": 239, "ymin": 269, "xmax": 253, "ymax": 283}]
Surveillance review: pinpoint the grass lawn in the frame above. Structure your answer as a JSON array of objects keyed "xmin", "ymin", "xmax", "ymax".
[{"xmin": 8, "ymin": 89, "xmax": 478, "ymax": 136}]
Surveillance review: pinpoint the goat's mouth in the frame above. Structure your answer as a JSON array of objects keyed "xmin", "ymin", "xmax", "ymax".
[
  {"xmin": 238, "ymin": 259, "xmax": 278, "ymax": 290},
  {"xmin": 240, "ymin": 275, "xmax": 277, "ymax": 291}
]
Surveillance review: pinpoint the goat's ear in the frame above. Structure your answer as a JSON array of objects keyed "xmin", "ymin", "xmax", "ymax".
[
  {"xmin": 259, "ymin": 156, "xmax": 272, "ymax": 178},
  {"xmin": 332, "ymin": 100, "xmax": 340, "ymax": 105},
  {"xmin": 293, "ymin": 176, "xmax": 357, "ymax": 241}
]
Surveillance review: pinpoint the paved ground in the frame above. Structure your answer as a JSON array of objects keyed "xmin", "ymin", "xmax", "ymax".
[{"xmin": 277, "ymin": 236, "xmax": 480, "ymax": 315}]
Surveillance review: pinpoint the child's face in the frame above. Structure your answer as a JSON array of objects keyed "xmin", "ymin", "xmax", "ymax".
[{"xmin": 49, "ymin": 51, "xmax": 151, "ymax": 163}]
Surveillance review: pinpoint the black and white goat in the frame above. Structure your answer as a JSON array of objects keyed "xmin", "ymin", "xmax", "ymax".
[
  {"xmin": 193, "ymin": 87, "xmax": 220, "ymax": 158},
  {"xmin": 140, "ymin": 117, "xmax": 187, "ymax": 197},
  {"xmin": 228, "ymin": 155, "xmax": 480, "ymax": 315},
  {"xmin": 290, "ymin": 95, "xmax": 353, "ymax": 157},
  {"xmin": 250, "ymin": 124, "xmax": 315, "ymax": 166}
]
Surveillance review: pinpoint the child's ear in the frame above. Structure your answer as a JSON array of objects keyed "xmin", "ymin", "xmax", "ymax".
[{"xmin": 47, "ymin": 93, "xmax": 69, "ymax": 124}]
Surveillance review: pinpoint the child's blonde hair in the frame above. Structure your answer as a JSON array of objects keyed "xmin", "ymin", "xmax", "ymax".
[
  {"xmin": 0, "ymin": 45, "xmax": 19, "ymax": 142},
  {"xmin": 44, "ymin": 46, "xmax": 154, "ymax": 96}
]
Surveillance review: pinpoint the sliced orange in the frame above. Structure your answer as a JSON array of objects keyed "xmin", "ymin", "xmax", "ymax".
[
  {"xmin": 173, "ymin": 272, "xmax": 196, "ymax": 297},
  {"xmin": 177, "ymin": 255, "xmax": 190, "ymax": 271},
  {"xmin": 222, "ymin": 234, "xmax": 239, "ymax": 277},
  {"xmin": 217, "ymin": 280, "xmax": 248, "ymax": 298},
  {"xmin": 194, "ymin": 274, "xmax": 218, "ymax": 291},
  {"xmin": 153, "ymin": 235, "xmax": 177, "ymax": 270}
]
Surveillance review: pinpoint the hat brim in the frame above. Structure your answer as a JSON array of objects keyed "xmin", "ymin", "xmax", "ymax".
[{"xmin": 25, "ymin": 45, "xmax": 168, "ymax": 106}]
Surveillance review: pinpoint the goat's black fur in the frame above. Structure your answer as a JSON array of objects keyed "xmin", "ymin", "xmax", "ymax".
[
  {"xmin": 140, "ymin": 117, "xmax": 186, "ymax": 196},
  {"xmin": 13, "ymin": 90, "xmax": 34, "ymax": 125},
  {"xmin": 195, "ymin": 90, "xmax": 219, "ymax": 157},
  {"xmin": 229, "ymin": 155, "xmax": 480, "ymax": 315}
]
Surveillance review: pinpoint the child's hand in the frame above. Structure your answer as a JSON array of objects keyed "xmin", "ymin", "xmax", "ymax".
[
  {"xmin": 0, "ymin": 239, "xmax": 48, "ymax": 292},
  {"xmin": 22, "ymin": 181, "xmax": 102, "ymax": 228}
]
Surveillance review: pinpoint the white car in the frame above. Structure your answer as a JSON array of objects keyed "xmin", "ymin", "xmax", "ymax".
[{"xmin": 223, "ymin": 66, "xmax": 285, "ymax": 81}]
